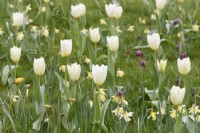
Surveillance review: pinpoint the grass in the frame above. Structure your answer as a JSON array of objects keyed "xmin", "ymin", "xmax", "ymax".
[{"xmin": 0, "ymin": 0, "xmax": 200, "ymax": 132}]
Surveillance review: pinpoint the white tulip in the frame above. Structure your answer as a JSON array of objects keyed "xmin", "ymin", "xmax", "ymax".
[
  {"xmin": 92, "ymin": 64, "xmax": 107, "ymax": 86},
  {"xmin": 12, "ymin": 12, "xmax": 24, "ymax": 27},
  {"xmin": 156, "ymin": 0, "xmax": 167, "ymax": 10},
  {"xmin": 105, "ymin": 4, "xmax": 123, "ymax": 19},
  {"xmin": 157, "ymin": 59, "xmax": 167, "ymax": 72},
  {"xmin": 33, "ymin": 57, "xmax": 45, "ymax": 76},
  {"xmin": 177, "ymin": 57, "xmax": 191, "ymax": 75},
  {"xmin": 113, "ymin": 6, "xmax": 123, "ymax": 19},
  {"xmin": 90, "ymin": 28, "xmax": 100, "ymax": 43},
  {"xmin": 147, "ymin": 33, "xmax": 161, "ymax": 51},
  {"xmin": 67, "ymin": 63, "xmax": 81, "ymax": 81},
  {"xmin": 107, "ymin": 36, "xmax": 119, "ymax": 52},
  {"xmin": 10, "ymin": 46, "xmax": 21, "ymax": 64},
  {"xmin": 60, "ymin": 39, "xmax": 72, "ymax": 57},
  {"xmin": 71, "ymin": 3, "xmax": 86, "ymax": 18},
  {"xmin": 170, "ymin": 85, "xmax": 185, "ymax": 106}
]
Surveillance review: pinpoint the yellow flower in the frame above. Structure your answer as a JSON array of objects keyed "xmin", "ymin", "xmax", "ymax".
[
  {"xmin": 55, "ymin": 28, "xmax": 59, "ymax": 33},
  {"xmin": 41, "ymin": 26, "xmax": 49, "ymax": 37},
  {"xmin": 26, "ymin": 4, "xmax": 32, "ymax": 12},
  {"xmin": 112, "ymin": 107, "xmax": 124, "ymax": 117},
  {"xmin": 170, "ymin": 109, "xmax": 178, "ymax": 118},
  {"xmin": 189, "ymin": 105, "xmax": 200, "ymax": 115},
  {"xmin": 86, "ymin": 71, "xmax": 92, "ymax": 79},
  {"xmin": 10, "ymin": 4, "xmax": 14, "ymax": 9},
  {"xmin": 31, "ymin": 26, "xmax": 37, "ymax": 32},
  {"xmin": 63, "ymin": 80, "xmax": 69, "ymax": 87},
  {"xmin": 115, "ymin": 26, "xmax": 122, "ymax": 33},
  {"xmin": 116, "ymin": 69, "xmax": 125, "ymax": 77},
  {"xmin": 14, "ymin": 77, "xmax": 24, "ymax": 84},
  {"xmin": 127, "ymin": 25, "xmax": 134, "ymax": 32},
  {"xmin": 44, "ymin": 0, "xmax": 50, "ymax": 3},
  {"xmin": 178, "ymin": 0, "xmax": 184, "ymax": 3},
  {"xmin": 192, "ymin": 24, "xmax": 199, "ymax": 32},
  {"xmin": 88, "ymin": 100, "xmax": 93, "ymax": 108},
  {"xmin": 157, "ymin": 107, "xmax": 166, "ymax": 115},
  {"xmin": 151, "ymin": 14, "xmax": 156, "ymax": 21},
  {"xmin": 112, "ymin": 95, "xmax": 119, "ymax": 103},
  {"xmin": 44, "ymin": 104, "xmax": 52, "ymax": 108},
  {"xmin": 17, "ymin": 32, "xmax": 24, "ymax": 41},
  {"xmin": 84, "ymin": 57, "xmax": 90, "ymax": 64},
  {"xmin": 98, "ymin": 89, "xmax": 106, "ymax": 102},
  {"xmin": 148, "ymin": 110, "xmax": 157, "ymax": 121},
  {"xmin": 67, "ymin": 98, "xmax": 76, "ymax": 102},
  {"xmin": 122, "ymin": 97, "xmax": 128, "ymax": 105},
  {"xmin": 139, "ymin": 17, "xmax": 146, "ymax": 24},
  {"xmin": 100, "ymin": 19, "xmax": 107, "ymax": 25},
  {"xmin": 177, "ymin": 105, "xmax": 186, "ymax": 113},
  {"xmin": 177, "ymin": 32, "xmax": 182, "ymax": 38},
  {"xmin": 59, "ymin": 65, "xmax": 66, "ymax": 72},
  {"xmin": 122, "ymin": 111, "xmax": 133, "ymax": 122},
  {"xmin": 80, "ymin": 29, "xmax": 88, "ymax": 35},
  {"xmin": 41, "ymin": 6, "xmax": 46, "ymax": 12},
  {"xmin": 144, "ymin": 29, "xmax": 150, "ymax": 34},
  {"xmin": 8, "ymin": 93, "xmax": 19, "ymax": 103},
  {"xmin": 154, "ymin": 10, "xmax": 160, "ymax": 15}
]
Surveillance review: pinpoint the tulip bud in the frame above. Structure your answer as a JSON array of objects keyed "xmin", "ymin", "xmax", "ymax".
[
  {"xmin": 170, "ymin": 85, "xmax": 185, "ymax": 106},
  {"xmin": 107, "ymin": 36, "xmax": 119, "ymax": 52},
  {"xmin": 175, "ymin": 44, "xmax": 180, "ymax": 50},
  {"xmin": 67, "ymin": 63, "xmax": 81, "ymax": 81},
  {"xmin": 105, "ymin": 4, "xmax": 123, "ymax": 19},
  {"xmin": 156, "ymin": 0, "xmax": 167, "ymax": 10},
  {"xmin": 140, "ymin": 60, "xmax": 146, "ymax": 67},
  {"xmin": 136, "ymin": 50, "xmax": 143, "ymax": 57},
  {"xmin": 33, "ymin": 57, "xmax": 46, "ymax": 76},
  {"xmin": 92, "ymin": 64, "xmax": 107, "ymax": 86},
  {"xmin": 177, "ymin": 57, "xmax": 191, "ymax": 75},
  {"xmin": 10, "ymin": 46, "xmax": 21, "ymax": 64},
  {"xmin": 71, "ymin": 3, "xmax": 86, "ymax": 18},
  {"xmin": 157, "ymin": 59, "xmax": 167, "ymax": 72},
  {"xmin": 12, "ymin": 12, "xmax": 24, "ymax": 27},
  {"xmin": 90, "ymin": 28, "xmax": 100, "ymax": 43},
  {"xmin": 60, "ymin": 39, "xmax": 72, "ymax": 57},
  {"xmin": 173, "ymin": 18, "xmax": 179, "ymax": 26},
  {"xmin": 179, "ymin": 52, "xmax": 186, "ymax": 60},
  {"xmin": 147, "ymin": 33, "xmax": 161, "ymax": 51},
  {"xmin": 117, "ymin": 91, "xmax": 123, "ymax": 97}
]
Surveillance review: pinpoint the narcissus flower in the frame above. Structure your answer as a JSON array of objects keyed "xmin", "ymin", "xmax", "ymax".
[
  {"xmin": 192, "ymin": 24, "xmax": 199, "ymax": 32},
  {"xmin": 12, "ymin": 12, "xmax": 24, "ymax": 27},
  {"xmin": 33, "ymin": 57, "xmax": 46, "ymax": 76},
  {"xmin": 157, "ymin": 59, "xmax": 167, "ymax": 72},
  {"xmin": 147, "ymin": 32, "xmax": 161, "ymax": 51},
  {"xmin": 112, "ymin": 107, "xmax": 124, "ymax": 117},
  {"xmin": 148, "ymin": 110, "xmax": 157, "ymax": 121},
  {"xmin": 116, "ymin": 69, "xmax": 125, "ymax": 77},
  {"xmin": 105, "ymin": 4, "xmax": 123, "ymax": 19},
  {"xmin": 92, "ymin": 64, "xmax": 107, "ymax": 86},
  {"xmin": 10, "ymin": 46, "xmax": 21, "ymax": 64},
  {"xmin": 170, "ymin": 109, "xmax": 178, "ymax": 118},
  {"xmin": 90, "ymin": 28, "xmax": 100, "ymax": 44},
  {"xmin": 107, "ymin": 35, "xmax": 119, "ymax": 52},
  {"xmin": 71, "ymin": 3, "xmax": 86, "ymax": 18},
  {"xmin": 189, "ymin": 105, "xmax": 200, "ymax": 115},
  {"xmin": 60, "ymin": 39, "xmax": 72, "ymax": 57},
  {"xmin": 122, "ymin": 111, "xmax": 133, "ymax": 122},
  {"xmin": 177, "ymin": 57, "xmax": 191, "ymax": 75},
  {"xmin": 14, "ymin": 77, "xmax": 24, "ymax": 84},
  {"xmin": 170, "ymin": 85, "xmax": 185, "ymax": 106},
  {"xmin": 67, "ymin": 63, "xmax": 81, "ymax": 82}
]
